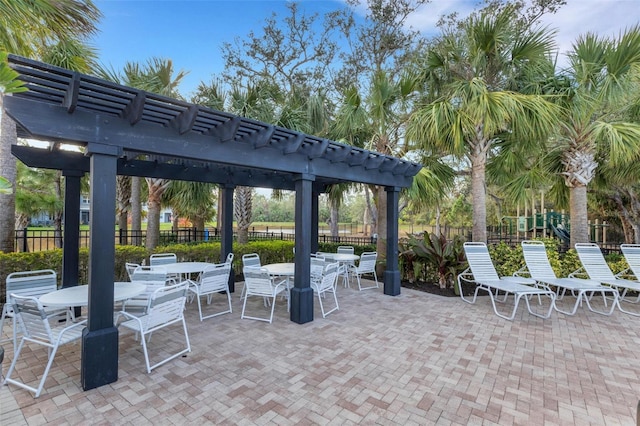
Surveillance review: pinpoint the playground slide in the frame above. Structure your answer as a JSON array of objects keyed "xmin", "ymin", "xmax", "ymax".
[{"xmin": 549, "ymin": 222, "xmax": 570, "ymax": 244}]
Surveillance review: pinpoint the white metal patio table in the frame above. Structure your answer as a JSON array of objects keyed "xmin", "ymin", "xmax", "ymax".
[{"xmin": 39, "ymin": 282, "xmax": 147, "ymax": 308}]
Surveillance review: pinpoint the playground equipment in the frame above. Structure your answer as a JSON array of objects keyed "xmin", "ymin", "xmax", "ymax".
[{"xmin": 501, "ymin": 211, "xmax": 609, "ymax": 246}]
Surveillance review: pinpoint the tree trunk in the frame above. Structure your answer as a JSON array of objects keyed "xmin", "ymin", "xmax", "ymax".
[
  {"xmin": 470, "ymin": 151, "xmax": 487, "ymax": 243},
  {"xmin": 329, "ymin": 198, "xmax": 339, "ymax": 237},
  {"xmin": 0, "ymin": 97, "xmax": 16, "ymax": 253},
  {"xmin": 145, "ymin": 178, "xmax": 170, "ymax": 250},
  {"xmin": 131, "ymin": 176, "xmax": 142, "ymax": 246},
  {"xmin": 53, "ymin": 171, "xmax": 63, "ymax": 248},
  {"xmin": 569, "ymin": 185, "xmax": 590, "ymax": 247},
  {"xmin": 376, "ymin": 185, "xmax": 387, "ymax": 263},
  {"xmin": 235, "ymin": 186, "xmax": 252, "ymax": 244},
  {"xmin": 116, "ymin": 175, "xmax": 131, "ymax": 244}
]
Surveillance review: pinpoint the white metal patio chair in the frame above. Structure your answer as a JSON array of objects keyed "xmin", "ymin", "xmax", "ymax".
[
  {"xmin": 149, "ymin": 252, "xmax": 177, "ymax": 266},
  {"xmin": 311, "ymin": 262, "xmax": 340, "ymax": 318},
  {"xmin": 240, "ymin": 253, "xmax": 261, "ymax": 300},
  {"xmin": 121, "ymin": 266, "xmax": 170, "ymax": 315},
  {"xmin": 116, "ymin": 281, "xmax": 191, "ymax": 373},
  {"xmin": 188, "ymin": 260, "xmax": 233, "ymax": 321},
  {"xmin": 4, "ymin": 295, "xmax": 87, "ymax": 398},
  {"xmin": 241, "ymin": 266, "xmax": 289, "ymax": 323},
  {"xmin": 125, "ymin": 262, "xmax": 140, "ymax": 281},
  {"xmin": 350, "ymin": 251, "xmax": 379, "ymax": 291},
  {"xmin": 458, "ymin": 242, "xmax": 556, "ymax": 320},
  {"xmin": 1, "ymin": 269, "xmax": 70, "ymax": 350},
  {"xmin": 574, "ymin": 243, "xmax": 640, "ymax": 316},
  {"xmin": 519, "ymin": 240, "xmax": 618, "ymax": 316},
  {"xmin": 337, "ymin": 246, "xmax": 355, "ymax": 286}
]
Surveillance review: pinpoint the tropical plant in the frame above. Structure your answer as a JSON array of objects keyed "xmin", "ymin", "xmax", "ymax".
[
  {"xmin": 407, "ymin": 5, "xmax": 560, "ymax": 243},
  {"xmin": 550, "ymin": 27, "xmax": 640, "ymax": 246},
  {"xmin": 404, "ymin": 232, "xmax": 466, "ymax": 290},
  {"xmin": 0, "ymin": 0, "xmax": 100, "ymax": 253}
]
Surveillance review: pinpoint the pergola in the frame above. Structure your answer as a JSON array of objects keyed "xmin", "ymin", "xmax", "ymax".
[{"xmin": 3, "ymin": 55, "xmax": 422, "ymax": 391}]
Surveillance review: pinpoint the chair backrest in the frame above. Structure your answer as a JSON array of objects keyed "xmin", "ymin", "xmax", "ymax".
[
  {"xmin": 131, "ymin": 266, "xmax": 168, "ymax": 298},
  {"xmin": 575, "ymin": 243, "xmax": 617, "ymax": 281},
  {"xmin": 242, "ymin": 253, "xmax": 261, "ymax": 268},
  {"xmin": 144, "ymin": 282, "xmax": 188, "ymax": 330},
  {"xmin": 199, "ymin": 263, "xmax": 232, "ymax": 293},
  {"xmin": 6, "ymin": 269, "xmax": 58, "ymax": 303},
  {"xmin": 463, "ymin": 242, "xmax": 500, "ymax": 282},
  {"xmin": 318, "ymin": 262, "xmax": 340, "ymax": 291},
  {"xmin": 243, "ymin": 267, "xmax": 275, "ymax": 297},
  {"xmin": 521, "ymin": 241, "xmax": 558, "ymax": 280},
  {"xmin": 357, "ymin": 252, "xmax": 377, "ymax": 273},
  {"xmin": 10, "ymin": 295, "xmax": 53, "ymax": 343},
  {"xmin": 149, "ymin": 253, "xmax": 177, "ymax": 266},
  {"xmin": 620, "ymin": 244, "xmax": 640, "ymax": 278},
  {"xmin": 225, "ymin": 252, "xmax": 234, "ymax": 265},
  {"xmin": 125, "ymin": 263, "xmax": 140, "ymax": 281},
  {"xmin": 337, "ymin": 246, "xmax": 355, "ymax": 255},
  {"xmin": 310, "ymin": 255, "xmax": 326, "ymax": 280}
]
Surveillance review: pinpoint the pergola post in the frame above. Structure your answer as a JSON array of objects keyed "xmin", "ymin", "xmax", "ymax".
[
  {"xmin": 311, "ymin": 187, "xmax": 320, "ymax": 253},
  {"xmin": 61, "ymin": 170, "xmax": 83, "ymax": 289},
  {"xmin": 384, "ymin": 186, "xmax": 401, "ymax": 296},
  {"xmin": 82, "ymin": 144, "xmax": 119, "ymax": 391},
  {"xmin": 62, "ymin": 170, "xmax": 83, "ymax": 319},
  {"xmin": 291, "ymin": 174, "xmax": 314, "ymax": 324},
  {"xmin": 221, "ymin": 184, "xmax": 235, "ymax": 291}
]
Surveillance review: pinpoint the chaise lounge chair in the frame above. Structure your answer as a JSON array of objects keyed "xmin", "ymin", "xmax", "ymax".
[
  {"xmin": 457, "ymin": 242, "xmax": 556, "ymax": 320},
  {"xmin": 574, "ymin": 243, "xmax": 640, "ymax": 316},
  {"xmin": 518, "ymin": 240, "xmax": 618, "ymax": 316}
]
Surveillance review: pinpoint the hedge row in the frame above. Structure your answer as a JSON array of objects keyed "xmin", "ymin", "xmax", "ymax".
[{"xmin": 1, "ymin": 240, "xmax": 377, "ymax": 303}]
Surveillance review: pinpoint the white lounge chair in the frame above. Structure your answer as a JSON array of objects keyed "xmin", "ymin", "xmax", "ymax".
[
  {"xmin": 458, "ymin": 242, "xmax": 556, "ymax": 320},
  {"xmin": 575, "ymin": 243, "xmax": 640, "ymax": 316},
  {"xmin": 519, "ymin": 240, "xmax": 618, "ymax": 316}
]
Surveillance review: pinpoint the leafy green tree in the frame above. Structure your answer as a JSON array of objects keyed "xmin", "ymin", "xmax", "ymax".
[
  {"xmin": 162, "ymin": 180, "xmax": 216, "ymax": 232},
  {"xmin": 549, "ymin": 27, "xmax": 640, "ymax": 246},
  {"xmin": 97, "ymin": 58, "xmax": 188, "ymax": 249},
  {"xmin": 0, "ymin": 0, "xmax": 100, "ymax": 253},
  {"xmin": 407, "ymin": 5, "xmax": 560, "ymax": 243}
]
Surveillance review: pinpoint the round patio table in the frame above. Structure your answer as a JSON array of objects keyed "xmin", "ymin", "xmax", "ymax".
[{"xmin": 39, "ymin": 282, "xmax": 147, "ymax": 308}]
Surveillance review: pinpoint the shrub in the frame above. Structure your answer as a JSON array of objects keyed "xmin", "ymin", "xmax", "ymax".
[{"xmin": 402, "ymin": 232, "xmax": 466, "ymax": 289}]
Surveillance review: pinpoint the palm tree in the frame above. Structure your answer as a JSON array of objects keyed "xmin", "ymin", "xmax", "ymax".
[
  {"xmin": 97, "ymin": 58, "xmax": 188, "ymax": 249},
  {"xmin": 0, "ymin": 0, "xmax": 100, "ymax": 253},
  {"xmin": 407, "ymin": 6, "xmax": 559, "ymax": 243},
  {"xmin": 163, "ymin": 180, "xmax": 216, "ymax": 232},
  {"xmin": 40, "ymin": 39, "xmax": 97, "ymax": 247},
  {"xmin": 550, "ymin": 27, "xmax": 640, "ymax": 246}
]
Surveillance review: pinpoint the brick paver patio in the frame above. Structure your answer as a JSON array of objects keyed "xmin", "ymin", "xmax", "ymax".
[{"xmin": 2, "ymin": 281, "xmax": 639, "ymax": 425}]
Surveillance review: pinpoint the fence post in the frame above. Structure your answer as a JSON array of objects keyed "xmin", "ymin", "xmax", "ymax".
[{"xmin": 22, "ymin": 227, "xmax": 28, "ymax": 253}]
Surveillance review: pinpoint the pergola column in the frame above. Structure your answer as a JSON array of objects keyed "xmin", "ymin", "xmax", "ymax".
[
  {"xmin": 221, "ymin": 184, "xmax": 235, "ymax": 292},
  {"xmin": 384, "ymin": 186, "xmax": 401, "ymax": 296},
  {"xmin": 61, "ymin": 170, "xmax": 83, "ymax": 289},
  {"xmin": 61, "ymin": 170, "xmax": 83, "ymax": 319},
  {"xmin": 291, "ymin": 174, "xmax": 315, "ymax": 324},
  {"xmin": 82, "ymin": 143, "xmax": 119, "ymax": 391},
  {"xmin": 311, "ymin": 187, "xmax": 320, "ymax": 253}
]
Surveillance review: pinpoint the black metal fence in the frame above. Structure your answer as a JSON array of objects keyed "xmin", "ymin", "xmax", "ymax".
[
  {"xmin": 14, "ymin": 226, "xmax": 378, "ymax": 252},
  {"xmin": 13, "ymin": 224, "xmax": 622, "ymax": 253}
]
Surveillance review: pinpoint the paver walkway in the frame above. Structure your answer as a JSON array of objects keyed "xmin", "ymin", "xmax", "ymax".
[{"xmin": 2, "ymin": 281, "xmax": 639, "ymax": 425}]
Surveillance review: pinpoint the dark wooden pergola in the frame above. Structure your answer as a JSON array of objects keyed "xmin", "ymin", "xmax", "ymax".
[{"xmin": 3, "ymin": 55, "xmax": 422, "ymax": 391}]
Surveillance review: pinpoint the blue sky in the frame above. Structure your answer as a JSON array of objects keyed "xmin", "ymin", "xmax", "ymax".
[{"xmin": 93, "ymin": 0, "xmax": 640, "ymax": 97}]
